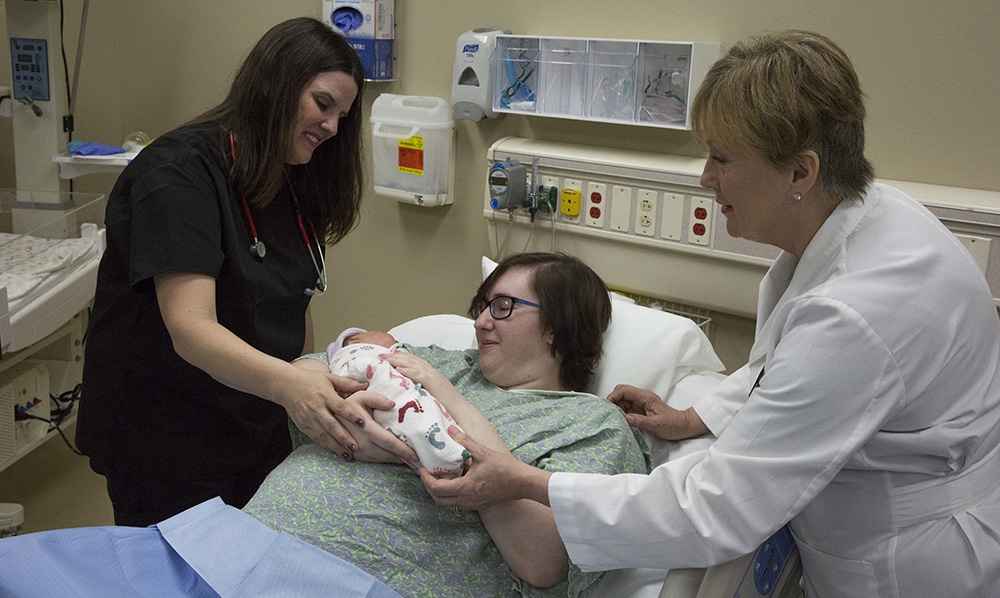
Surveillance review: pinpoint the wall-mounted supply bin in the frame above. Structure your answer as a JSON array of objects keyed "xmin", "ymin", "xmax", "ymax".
[
  {"xmin": 538, "ymin": 38, "xmax": 588, "ymax": 118},
  {"xmin": 588, "ymin": 40, "xmax": 639, "ymax": 122},
  {"xmin": 491, "ymin": 35, "xmax": 719, "ymax": 130},
  {"xmin": 370, "ymin": 94, "xmax": 455, "ymax": 207},
  {"xmin": 492, "ymin": 36, "xmax": 540, "ymax": 113}
]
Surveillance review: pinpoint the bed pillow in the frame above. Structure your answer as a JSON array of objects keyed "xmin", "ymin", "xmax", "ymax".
[
  {"xmin": 390, "ymin": 257, "xmax": 724, "ymax": 400},
  {"xmin": 389, "ymin": 313, "xmax": 477, "ymax": 350},
  {"xmin": 591, "ymin": 295, "xmax": 724, "ymax": 400}
]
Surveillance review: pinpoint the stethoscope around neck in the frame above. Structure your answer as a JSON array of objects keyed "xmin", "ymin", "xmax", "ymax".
[{"xmin": 228, "ymin": 131, "xmax": 328, "ymax": 296}]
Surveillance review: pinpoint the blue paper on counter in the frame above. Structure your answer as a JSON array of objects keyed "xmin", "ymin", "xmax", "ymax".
[{"xmin": 69, "ymin": 141, "xmax": 126, "ymax": 156}]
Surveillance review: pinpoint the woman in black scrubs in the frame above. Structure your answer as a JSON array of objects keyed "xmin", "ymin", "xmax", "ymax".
[{"xmin": 77, "ymin": 17, "xmax": 414, "ymax": 527}]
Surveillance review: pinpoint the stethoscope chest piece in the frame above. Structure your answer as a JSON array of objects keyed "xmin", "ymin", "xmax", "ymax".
[{"xmin": 250, "ymin": 240, "xmax": 266, "ymax": 259}]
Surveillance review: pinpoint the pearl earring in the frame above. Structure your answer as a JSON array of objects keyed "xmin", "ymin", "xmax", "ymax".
[{"xmin": 792, "ymin": 193, "xmax": 802, "ymax": 201}]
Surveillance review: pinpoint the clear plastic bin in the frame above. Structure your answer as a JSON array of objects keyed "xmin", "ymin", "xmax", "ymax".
[
  {"xmin": 492, "ymin": 37, "xmax": 540, "ymax": 114},
  {"xmin": 0, "ymin": 189, "xmax": 106, "ymax": 270},
  {"xmin": 538, "ymin": 38, "xmax": 588, "ymax": 117},
  {"xmin": 637, "ymin": 43, "xmax": 693, "ymax": 127},
  {"xmin": 587, "ymin": 40, "xmax": 638, "ymax": 122}
]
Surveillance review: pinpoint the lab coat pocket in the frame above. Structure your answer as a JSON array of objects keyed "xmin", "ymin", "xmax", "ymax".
[{"xmin": 793, "ymin": 535, "xmax": 880, "ymax": 598}]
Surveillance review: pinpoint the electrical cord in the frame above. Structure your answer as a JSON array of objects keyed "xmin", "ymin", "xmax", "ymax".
[
  {"xmin": 15, "ymin": 412, "xmax": 84, "ymax": 456},
  {"xmin": 59, "ymin": 0, "xmax": 74, "ymax": 195},
  {"xmin": 50, "ymin": 383, "xmax": 82, "ymax": 423},
  {"xmin": 13, "ymin": 383, "xmax": 85, "ymax": 456},
  {"xmin": 59, "ymin": 0, "xmax": 71, "ymax": 115},
  {"xmin": 60, "ymin": 0, "xmax": 92, "ymax": 194}
]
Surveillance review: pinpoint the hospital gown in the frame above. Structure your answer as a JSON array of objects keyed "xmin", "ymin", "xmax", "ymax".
[{"xmin": 244, "ymin": 345, "xmax": 650, "ymax": 598}]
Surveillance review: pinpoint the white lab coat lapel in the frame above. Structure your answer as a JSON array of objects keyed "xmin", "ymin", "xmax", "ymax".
[{"xmin": 746, "ymin": 197, "xmax": 874, "ymax": 379}]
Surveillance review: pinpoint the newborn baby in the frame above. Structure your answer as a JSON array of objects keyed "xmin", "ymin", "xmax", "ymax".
[{"xmin": 327, "ymin": 333, "xmax": 469, "ymax": 479}]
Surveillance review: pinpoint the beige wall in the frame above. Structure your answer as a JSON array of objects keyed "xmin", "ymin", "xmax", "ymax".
[
  {"xmin": 6, "ymin": 0, "xmax": 999, "ymax": 342},
  {"xmin": 1, "ymin": 0, "xmax": 998, "ymax": 531}
]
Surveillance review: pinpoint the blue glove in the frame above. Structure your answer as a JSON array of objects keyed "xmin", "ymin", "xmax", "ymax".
[
  {"xmin": 332, "ymin": 7, "xmax": 363, "ymax": 33},
  {"xmin": 68, "ymin": 141, "xmax": 125, "ymax": 156}
]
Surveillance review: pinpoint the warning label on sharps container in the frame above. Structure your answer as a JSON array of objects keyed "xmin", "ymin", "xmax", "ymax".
[{"xmin": 398, "ymin": 137, "xmax": 424, "ymax": 175}]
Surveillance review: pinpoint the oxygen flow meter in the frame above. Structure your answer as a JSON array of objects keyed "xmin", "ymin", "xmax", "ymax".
[{"xmin": 488, "ymin": 160, "xmax": 527, "ymax": 210}]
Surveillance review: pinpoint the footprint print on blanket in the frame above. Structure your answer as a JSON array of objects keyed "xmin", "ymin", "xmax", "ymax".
[
  {"xmin": 397, "ymin": 399, "xmax": 424, "ymax": 423},
  {"xmin": 327, "ymin": 343, "xmax": 469, "ymax": 478},
  {"xmin": 425, "ymin": 422, "xmax": 445, "ymax": 449}
]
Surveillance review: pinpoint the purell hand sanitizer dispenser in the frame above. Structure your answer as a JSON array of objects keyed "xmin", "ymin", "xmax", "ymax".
[{"xmin": 452, "ymin": 28, "xmax": 509, "ymax": 121}]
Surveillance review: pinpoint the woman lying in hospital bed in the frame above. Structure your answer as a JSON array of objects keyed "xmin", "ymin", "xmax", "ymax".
[
  {"xmin": 244, "ymin": 252, "xmax": 651, "ymax": 597},
  {"xmin": 0, "ymin": 253, "xmax": 726, "ymax": 597},
  {"xmin": 243, "ymin": 253, "xmax": 726, "ymax": 598}
]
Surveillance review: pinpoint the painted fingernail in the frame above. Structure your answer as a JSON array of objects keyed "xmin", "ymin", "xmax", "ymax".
[
  {"xmin": 341, "ymin": 452, "xmax": 352, "ymax": 461},
  {"xmin": 348, "ymin": 444, "xmax": 357, "ymax": 453},
  {"xmin": 356, "ymin": 418, "xmax": 365, "ymax": 427}
]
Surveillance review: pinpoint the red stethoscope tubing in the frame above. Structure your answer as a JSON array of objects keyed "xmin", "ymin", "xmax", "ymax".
[
  {"xmin": 228, "ymin": 131, "xmax": 327, "ymax": 295},
  {"xmin": 285, "ymin": 172, "xmax": 328, "ymax": 295},
  {"xmin": 228, "ymin": 132, "xmax": 263, "ymax": 251}
]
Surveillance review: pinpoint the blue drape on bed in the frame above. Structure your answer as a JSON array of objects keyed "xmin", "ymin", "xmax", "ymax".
[{"xmin": 0, "ymin": 497, "xmax": 402, "ymax": 598}]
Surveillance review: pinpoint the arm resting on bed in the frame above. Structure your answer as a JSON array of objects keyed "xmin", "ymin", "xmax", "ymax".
[
  {"xmin": 389, "ymin": 351, "xmax": 569, "ymax": 587},
  {"xmin": 447, "ymin": 406, "xmax": 568, "ymax": 587}
]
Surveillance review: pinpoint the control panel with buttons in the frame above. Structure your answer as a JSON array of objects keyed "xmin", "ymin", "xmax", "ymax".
[{"xmin": 9, "ymin": 38, "xmax": 50, "ymax": 102}]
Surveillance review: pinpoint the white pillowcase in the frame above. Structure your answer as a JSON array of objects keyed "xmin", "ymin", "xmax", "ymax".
[
  {"xmin": 592, "ymin": 295, "xmax": 723, "ymax": 399},
  {"xmin": 388, "ymin": 257, "xmax": 723, "ymax": 400},
  {"xmin": 389, "ymin": 314, "xmax": 476, "ymax": 351}
]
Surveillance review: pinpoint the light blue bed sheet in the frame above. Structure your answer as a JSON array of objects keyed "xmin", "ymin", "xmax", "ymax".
[{"xmin": 0, "ymin": 497, "xmax": 401, "ymax": 598}]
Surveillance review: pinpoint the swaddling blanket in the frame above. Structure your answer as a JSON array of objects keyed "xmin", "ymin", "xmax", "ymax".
[{"xmin": 328, "ymin": 343, "xmax": 469, "ymax": 478}]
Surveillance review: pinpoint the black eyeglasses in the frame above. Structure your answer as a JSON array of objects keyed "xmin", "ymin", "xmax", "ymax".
[{"xmin": 473, "ymin": 295, "xmax": 540, "ymax": 320}]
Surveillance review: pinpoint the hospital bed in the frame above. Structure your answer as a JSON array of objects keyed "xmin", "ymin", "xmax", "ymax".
[
  {"xmin": 0, "ymin": 260, "xmax": 801, "ymax": 597},
  {"xmin": 0, "ymin": 188, "xmax": 105, "ymax": 470}
]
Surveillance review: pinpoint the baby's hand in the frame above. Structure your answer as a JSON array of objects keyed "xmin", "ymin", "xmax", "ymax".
[{"xmin": 346, "ymin": 331, "xmax": 398, "ymax": 348}]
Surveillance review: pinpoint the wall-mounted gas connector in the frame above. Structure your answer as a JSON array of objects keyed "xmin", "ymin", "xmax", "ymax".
[{"xmin": 536, "ymin": 185, "xmax": 558, "ymax": 212}]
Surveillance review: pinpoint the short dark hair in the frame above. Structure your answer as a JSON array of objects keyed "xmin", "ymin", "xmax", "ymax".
[
  {"xmin": 190, "ymin": 17, "xmax": 366, "ymax": 243},
  {"xmin": 469, "ymin": 253, "xmax": 612, "ymax": 391}
]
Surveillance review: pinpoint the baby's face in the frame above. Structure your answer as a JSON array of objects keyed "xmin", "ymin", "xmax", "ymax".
[{"xmin": 346, "ymin": 331, "xmax": 398, "ymax": 348}]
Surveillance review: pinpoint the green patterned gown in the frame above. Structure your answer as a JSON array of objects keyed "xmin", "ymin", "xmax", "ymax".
[{"xmin": 243, "ymin": 345, "xmax": 649, "ymax": 598}]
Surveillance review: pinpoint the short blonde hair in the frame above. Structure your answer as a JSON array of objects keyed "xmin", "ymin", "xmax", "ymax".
[{"xmin": 692, "ymin": 30, "xmax": 874, "ymax": 203}]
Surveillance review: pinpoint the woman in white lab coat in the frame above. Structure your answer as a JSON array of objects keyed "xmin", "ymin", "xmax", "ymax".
[{"xmin": 422, "ymin": 30, "xmax": 1000, "ymax": 598}]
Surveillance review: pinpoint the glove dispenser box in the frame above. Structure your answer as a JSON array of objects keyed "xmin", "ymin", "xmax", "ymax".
[{"xmin": 322, "ymin": 0, "xmax": 395, "ymax": 81}]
